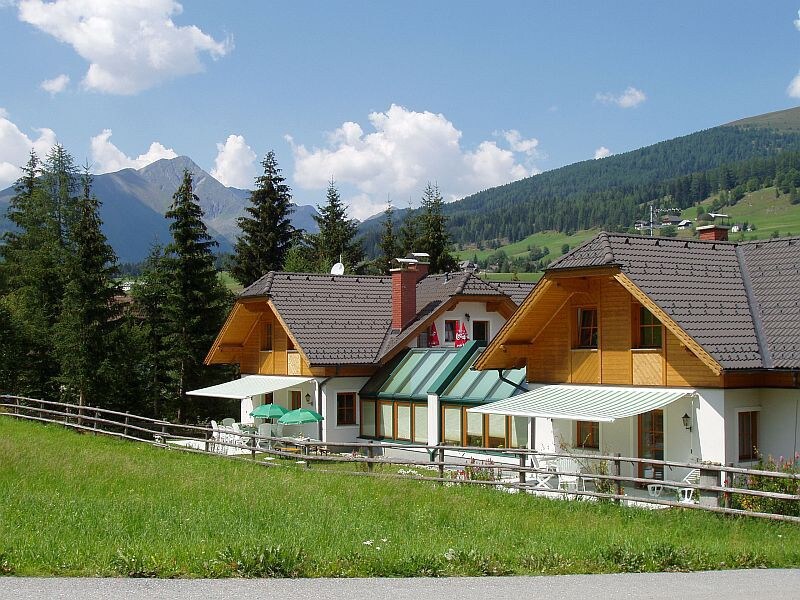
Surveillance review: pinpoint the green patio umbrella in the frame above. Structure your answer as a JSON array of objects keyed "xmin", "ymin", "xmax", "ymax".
[
  {"xmin": 278, "ymin": 407, "xmax": 324, "ymax": 425},
  {"xmin": 249, "ymin": 403, "xmax": 288, "ymax": 419}
]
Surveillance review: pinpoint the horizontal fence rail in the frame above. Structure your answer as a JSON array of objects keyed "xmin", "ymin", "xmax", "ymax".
[{"xmin": 2, "ymin": 395, "xmax": 799, "ymax": 523}]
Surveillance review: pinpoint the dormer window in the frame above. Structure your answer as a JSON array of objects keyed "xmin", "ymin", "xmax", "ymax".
[
  {"xmin": 575, "ymin": 308, "xmax": 598, "ymax": 348},
  {"xmin": 637, "ymin": 306, "xmax": 663, "ymax": 349}
]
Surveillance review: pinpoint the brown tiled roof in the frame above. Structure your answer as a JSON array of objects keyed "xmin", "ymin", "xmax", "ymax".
[
  {"xmin": 546, "ymin": 232, "xmax": 800, "ymax": 370},
  {"xmin": 239, "ymin": 271, "xmax": 527, "ymax": 366},
  {"xmin": 740, "ymin": 238, "xmax": 800, "ymax": 369}
]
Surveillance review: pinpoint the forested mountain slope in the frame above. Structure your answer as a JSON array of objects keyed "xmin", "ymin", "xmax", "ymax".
[{"xmin": 361, "ymin": 106, "xmax": 800, "ymax": 253}]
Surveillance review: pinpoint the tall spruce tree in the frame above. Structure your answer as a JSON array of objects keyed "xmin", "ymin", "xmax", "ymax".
[
  {"xmin": 419, "ymin": 182, "xmax": 457, "ymax": 273},
  {"xmin": 310, "ymin": 179, "xmax": 364, "ymax": 272},
  {"xmin": 0, "ymin": 149, "xmax": 75, "ymax": 398},
  {"xmin": 230, "ymin": 151, "xmax": 294, "ymax": 286},
  {"xmin": 376, "ymin": 202, "xmax": 398, "ymax": 274},
  {"xmin": 132, "ymin": 244, "xmax": 174, "ymax": 418},
  {"xmin": 399, "ymin": 204, "xmax": 420, "ymax": 257},
  {"xmin": 163, "ymin": 169, "xmax": 231, "ymax": 419},
  {"xmin": 53, "ymin": 169, "xmax": 120, "ymax": 406}
]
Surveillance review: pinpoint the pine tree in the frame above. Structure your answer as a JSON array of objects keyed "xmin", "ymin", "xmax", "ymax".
[
  {"xmin": 230, "ymin": 151, "xmax": 294, "ymax": 286},
  {"xmin": 132, "ymin": 244, "xmax": 174, "ymax": 417},
  {"xmin": 0, "ymin": 150, "xmax": 71, "ymax": 398},
  {"xmin": 376, "ymin": 202, "xmax": 398, "ymax": 274},
  {"xmin": 399, "ymin": 205, "xmax": 420, "ymax": 257},
  {"xmin": 310, "ymin": 179, "xmax": 365, "ymax": 272},
  {"xmin": 53, "ymin": 169, "xmax": 120, "ymax": 406},
  {"xmin": 418, "ymin": 182, "xmax": 457, "ymax": 273},
  {"xmin": 163, "ymin": 169, "xmax": 231, "ymax": 419}
]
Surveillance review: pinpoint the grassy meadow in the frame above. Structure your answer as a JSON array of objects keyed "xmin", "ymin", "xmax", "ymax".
[{"xmin": 2, "ymin": 418, "xmax": 799, "ymax": 578}]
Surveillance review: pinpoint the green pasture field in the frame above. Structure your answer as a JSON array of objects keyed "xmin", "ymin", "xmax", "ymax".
[
  {"xmin": 1, "ymin": 418, "xmax": 798, "ymax": 578},
  {"xmin": 455, "ymin": 229, "xmax": 600, "ymax": 263}
]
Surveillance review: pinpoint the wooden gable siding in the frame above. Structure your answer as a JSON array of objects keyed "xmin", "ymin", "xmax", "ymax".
[
  {"xmin": 664, "ymin": 330, "xmax": 722, "ymax": 387},
  {"xmin": 520, "ymin": 275, "xmax": 724, "ymax": 388},
  {"xmin": 206, "ymin": 300, "xmax": 313, "ymax": 376}
]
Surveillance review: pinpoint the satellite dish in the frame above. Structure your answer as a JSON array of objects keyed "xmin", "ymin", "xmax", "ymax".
[{"xmin": 330, "ymin": 262, "xmax": 345, "ymax": 275}]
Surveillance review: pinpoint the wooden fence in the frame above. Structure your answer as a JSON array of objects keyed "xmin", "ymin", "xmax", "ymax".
[{"xmin": 3, "ymin": 394, "xmax": 800, "ymax": 523}]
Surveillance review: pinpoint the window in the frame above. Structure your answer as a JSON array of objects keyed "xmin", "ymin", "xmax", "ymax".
[
  {"xmin": 413, "ymin": 404, "xmax": 428, "ymax": 443},
  {"xmin": 466, "ymin": 411, "xmax": 483, "ymax": 447},
  {"xmin": 262, "ymin": 322, "xmax": 273, "ymax": 351},
  {"xmin": 290, "ymin": 390, "xmax": 302, "ymax": 410},
  {"xmin": 487, "ymin": 414, "xmax": 506, "ymax": 448},
  {"xmin": 576, "ymin": 308, "xmax": 598, "ymax": 348},
  {"xmin": 473, "ymin": 320, "xmax": 489, "ymax": 343},
  {"xmin": 337, "ymin": 392, "xmax": 357, "ymax": 426},
  {"xmin": 445, "ymin": 320, "xmax": 459, "ymax": 343},
  {"xmin": 286, "ymin": 335, "xmax": 295, "ymax": 351},
  {"xmin": 509, "ymin": 416, "xmax": 528, "ymax": 449},
  {"xmin": 378, "ymin": 402, "xmax": 394, "ymax": 438},
  {"xmin": 576, "ymin": 421, "xmax": 599, "ymax": 449},
  {"xmin": 738, "ymin": 411, "xmax": 759, "ymax": 461},
  {"xmin": 395, "ymin": 402, "xmax": 411, "ymax": 440},
  {"xmin": 638, "ymin": 306, "xmax": 663, "ymax": 349},
  {"xmin": 360, "ymin": 399, "xmax": 376, "ymax": 437},
  {"xmin": 442, "ymin": 405, "xmax": 462, "ymax": 445},
  {"xmin": 417, "ymin": 330, "xmax": 429, "ymax": 348}
]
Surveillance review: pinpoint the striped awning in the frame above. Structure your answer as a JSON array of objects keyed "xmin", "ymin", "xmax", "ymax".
[
  {"xmin": 187, "ymin": 375, "xmax": 314, "ymax": 400},
  {"xmin": 467, "ymin": 384, "xmax": 695, "ymax": 422}
]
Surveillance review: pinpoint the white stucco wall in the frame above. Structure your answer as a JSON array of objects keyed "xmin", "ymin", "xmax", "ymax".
[
  {"xmin": 724, "ymin": 388, "xmax": 800, "ymax": 465},
  {"xmin": 760, "ymin": 388, "xmax": 800, "ymax": 461},
  {"xmin": 320, "ymin": 376, "xmax": 370, "ymax": 444},
  {"xmin": 425, "ymin": 301, "xmax": 507, "ymax": 347}
]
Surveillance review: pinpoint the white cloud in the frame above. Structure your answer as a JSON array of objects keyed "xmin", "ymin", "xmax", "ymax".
[
  {"xmin": 287, "ymin": 104, "xmax": 538, "ymax": 214},
  {"xmin": 596, "ymin": 86, "xmax": 647, "ymax": 108},
  {"xmin": 594, "ymin": 146, "xmax": 612, "ymax": 159},
  {"xmin": 210, "ymin": 134, "xmax": 257, "ymax": 188},
  {"xmin": 17, "ymin": 0, "xmax": 232, "ymax": 95},
  {"xmin": 0, "ymin": 110, "xmax": 57, "ymax": 188},
  {"xmin": 789, "ymin": 11, "xmax": 800, "ymax": 97},
  {"xmin": 41, "ymin": 74, "xmax": 70, "ymax": 95},
  {"xmin": 90, "ymin": 129, "xmax": 176, "ymax": 173},
  {"xmin": 501, "ymin": 129, "xmax": 540, "ymax": 156}
]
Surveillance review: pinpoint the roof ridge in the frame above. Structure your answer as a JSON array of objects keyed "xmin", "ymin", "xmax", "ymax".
[
  {"xmin": 598, "ymin": 231, "xmax": 615, "ymax": 264},
  {"xmin": 735, "ymin": 245, "xmax": 773, "ymax": 369}
]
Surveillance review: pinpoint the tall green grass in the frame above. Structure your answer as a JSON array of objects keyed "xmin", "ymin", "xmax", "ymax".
[{"xmin": 1, "ymin": 418, "xmax": 799, "ymax": 577}]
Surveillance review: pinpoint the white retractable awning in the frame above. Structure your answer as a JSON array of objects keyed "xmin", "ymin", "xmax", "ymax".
[
  {"xmin": 187, "ymin": 375, "xmax": 314, "ymax": 400},
  {"xmin": 468, "ymin": 384, "xmax": 695, "ymax": 422}
]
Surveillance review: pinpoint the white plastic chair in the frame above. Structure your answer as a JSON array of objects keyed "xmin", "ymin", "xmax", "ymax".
[
  {"xmin": 257, "ymin": 423, "xmax": 272, "ymax": 450},
  {"xmin": 648, "ymin": 468, "xmax": 700, "ymax": 503},
  {"xmin": 555, "ymin": 457, "xmax": 585, "ymax": 492}
]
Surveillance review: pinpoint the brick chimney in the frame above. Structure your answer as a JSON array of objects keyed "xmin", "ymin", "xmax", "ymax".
[
  {"xmin": 391, "ymin": 254, "xmax": 429, "ymax": 330},
  {"xmin": 696, "ymin": 224, "xmax": 730, "ymax": 242}
]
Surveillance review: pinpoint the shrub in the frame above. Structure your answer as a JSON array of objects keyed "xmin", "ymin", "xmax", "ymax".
[{"xmin": 730, "ymin": 454, "xmax": 800, "ymax": 517}]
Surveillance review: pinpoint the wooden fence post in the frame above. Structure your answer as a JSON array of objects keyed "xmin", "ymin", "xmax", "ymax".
[
  {"xmin": 699, "ymin": 466, "xmax": 718, "ymax": 508},
  {"xmin": 93, "ymin": 410, "xmax": 100, "ymax": 435},
  {"xmin": 613, "ymin": 453, "xmax": 623, "ymax": 502},
  {"xmin": 438, "ymin": 446, "xmax": 445, "ymax": 481},
  {"xmin": 723, "ymin": 463, "xmax": 734, "ymax": 509},
  {"xmin": 367, "ymin": 443, "xmax": 374, "ymax": 472},
  {"xmin": 14, "ymin": 397, "xmax": 20, "ymax": 416},
  {"xmin": 518, "ymin": 453, "xmax": 526, "ymax": 484},
  {"xmin": 123, "ymin": 412, "xmax": 130, "ymax": 438},
  {"xmin": 204, "ymin": 426, "xmax": 211, "ymax": 453},
  {"xmin": 77, "ymin": 405, "xmax": 83, "ymax": 428}
]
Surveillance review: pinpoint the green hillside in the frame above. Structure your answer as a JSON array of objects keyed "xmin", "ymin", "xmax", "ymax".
[
  {"xmin": 726, "ymin": 105, "xmax": 800, "ymax": 133},
  {"xmin": 688, "ymin": 186, "xmax": 800, "ymax": 239}
]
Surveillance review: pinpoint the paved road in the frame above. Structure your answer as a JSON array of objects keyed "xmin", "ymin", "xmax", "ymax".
[{"xmin": 2, "ymin": 570, "xmax": 799, "ymax": 600}]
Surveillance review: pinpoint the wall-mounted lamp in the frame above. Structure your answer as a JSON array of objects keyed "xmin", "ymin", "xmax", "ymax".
[
  {"xmin": 464, "ymin": 313, "xmax": 471, "ymax": 322},
  {"xmin": 305, "ymin": 393, "xmax": 312, "ymax": 404},
  {"xmin": 682, "ymin": 413, "xmax": 692, "ymax": 432}
]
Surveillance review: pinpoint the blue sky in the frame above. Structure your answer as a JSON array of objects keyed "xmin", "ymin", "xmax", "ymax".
[{"xmin": 2, "ymin": 1, "xmax": 800, "ymax": 219}]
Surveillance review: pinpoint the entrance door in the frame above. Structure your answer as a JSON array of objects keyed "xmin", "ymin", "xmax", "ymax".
[{"xmin": 638, "ymin": 409, "xmax": 664, "ymax": 480}]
